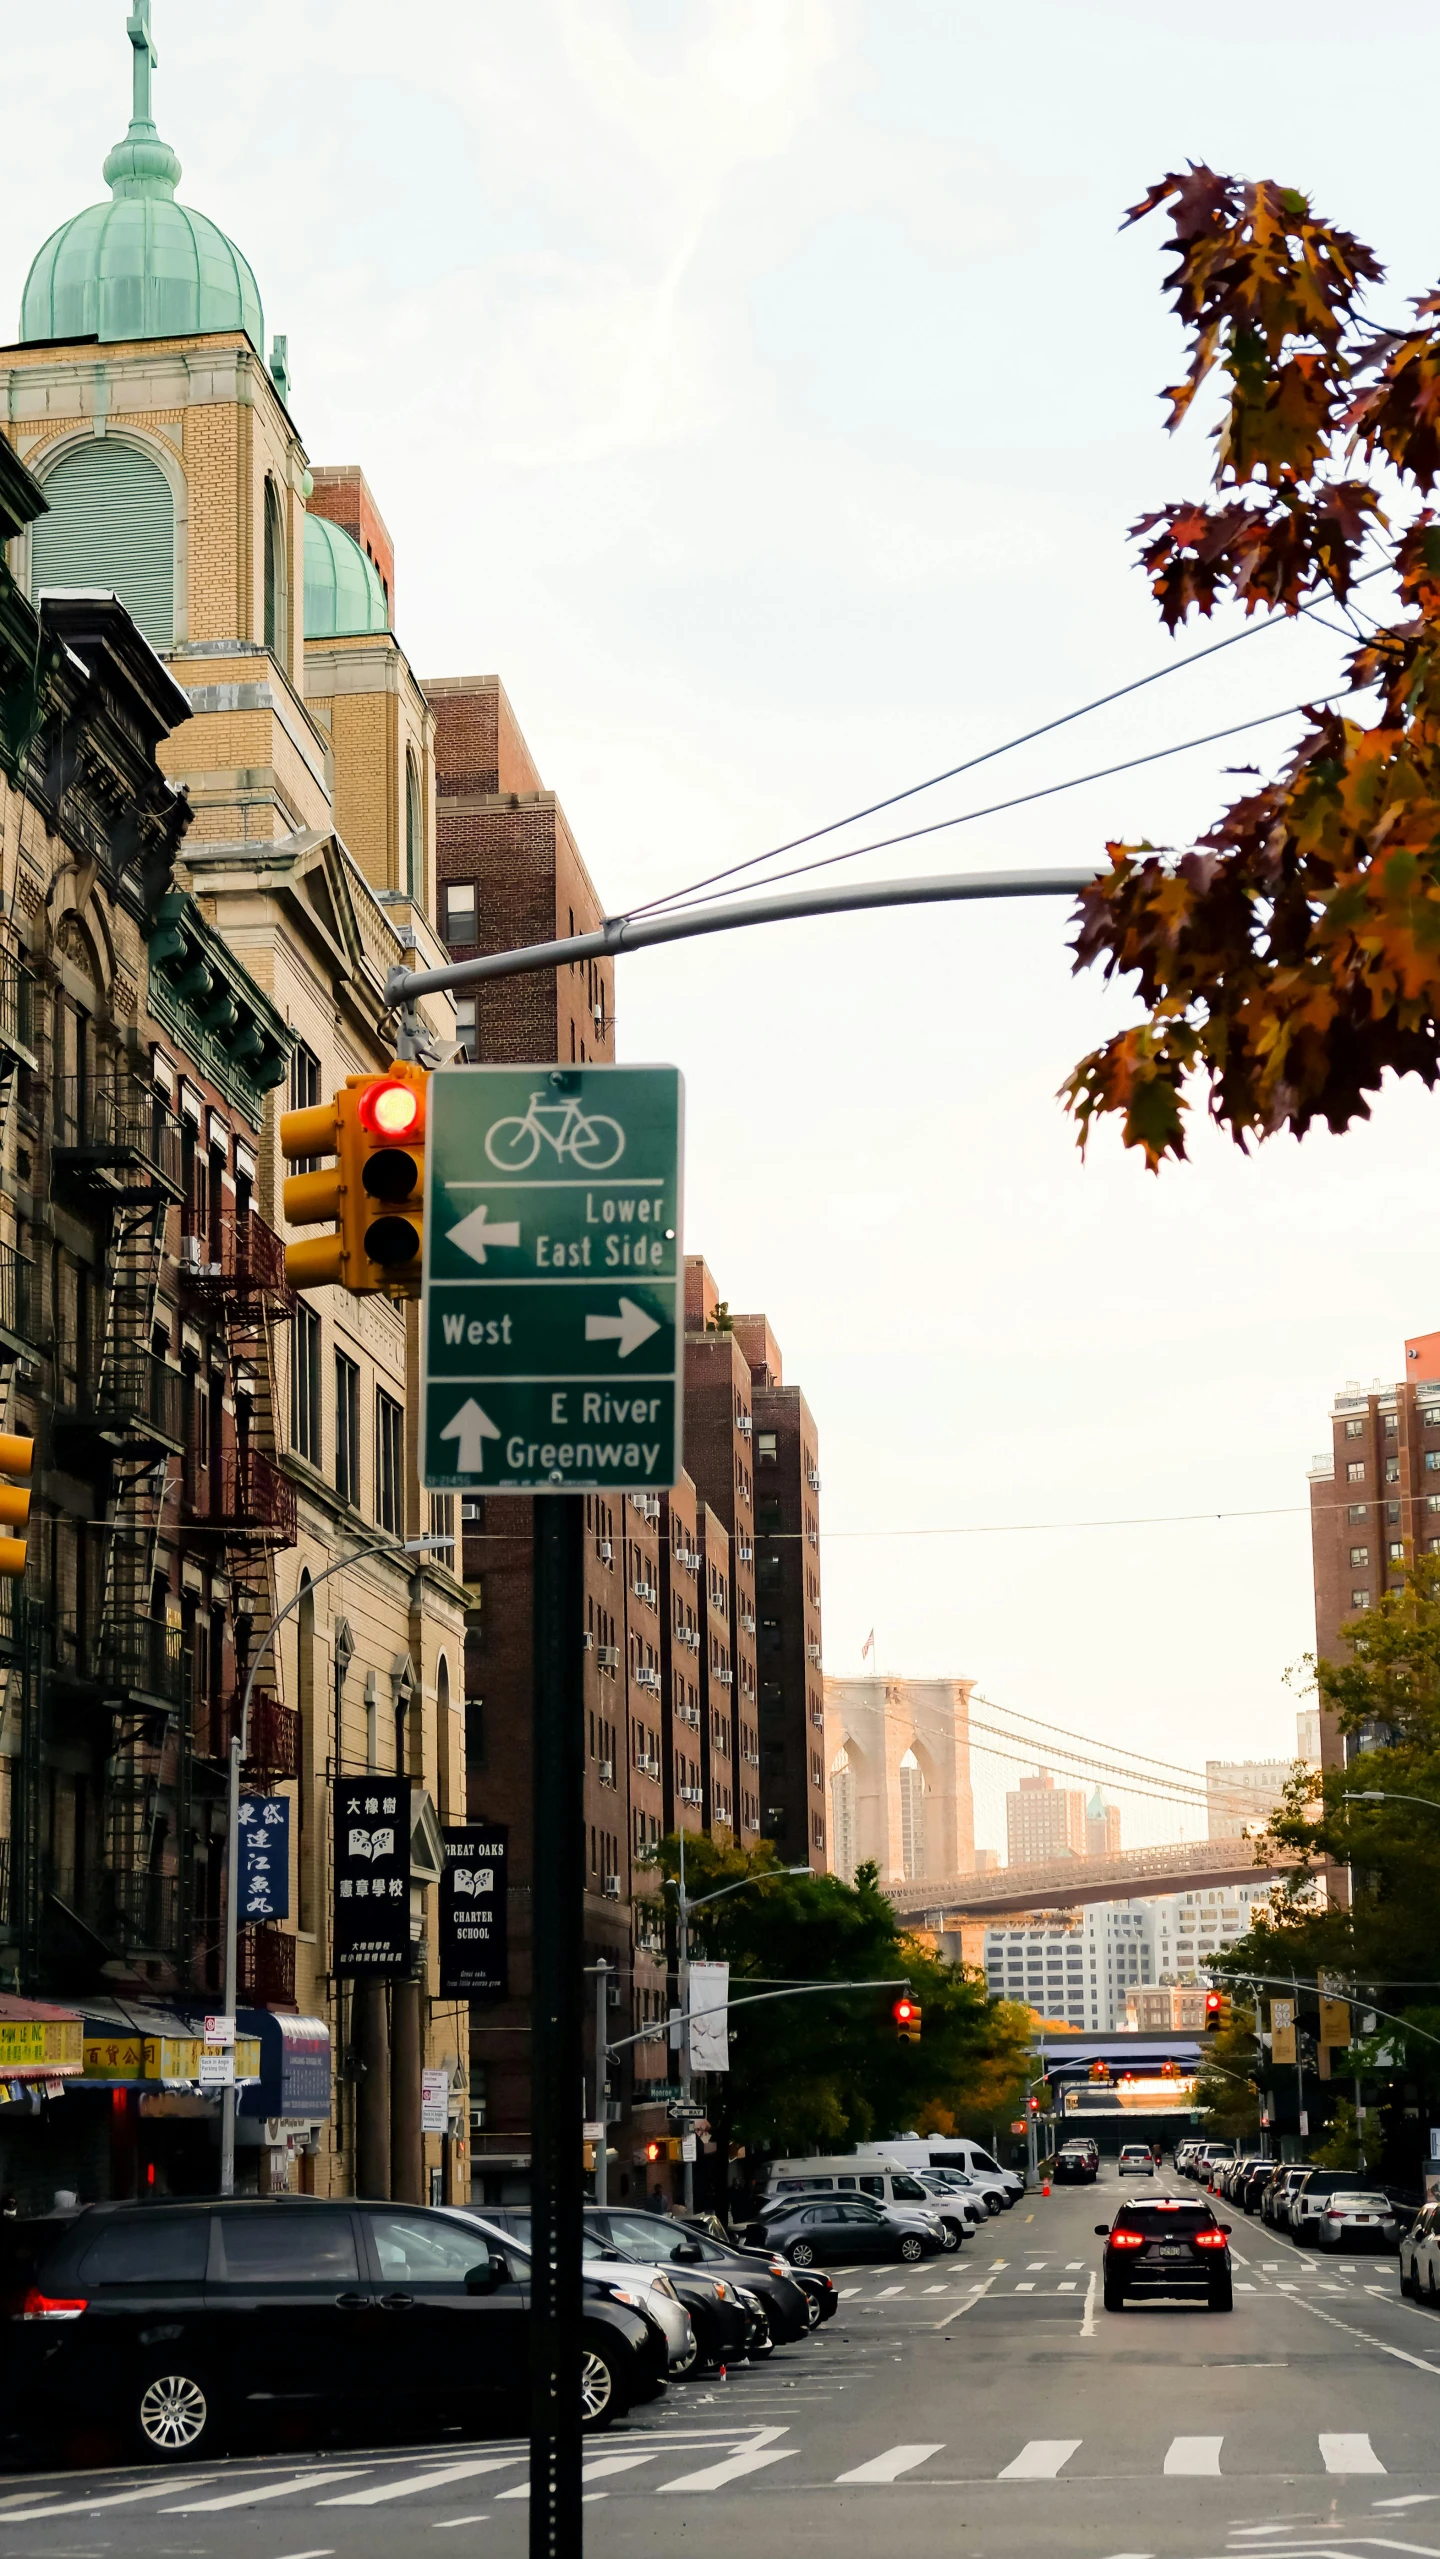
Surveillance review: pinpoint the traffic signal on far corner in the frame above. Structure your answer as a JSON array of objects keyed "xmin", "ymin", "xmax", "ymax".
[
  {"xmin": 281, "ymin": 1061, "xmax": 428, "ymax": 1298},
  {"xmin": 645, "ymin": 2140, "xmax": 663, "ymax": 2165},
  {"xmin": 0, "ymin": 1434, "xmax": 32, "ymax": 1579},
  {"xmin": 1205, "ymin": 1989, "xmax": 1229, "ymax": 2032},
  {"xmin": 893, "ymin": 1995, "xmax": 921, "ymax": 2043},
  {"xmin": 1027, "ymin": 2093, "xmax": 1040, "ymax": 2115}
]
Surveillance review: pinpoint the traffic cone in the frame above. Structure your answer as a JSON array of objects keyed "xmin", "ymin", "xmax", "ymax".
[{"xmin": 1042, "ymin": 2177, "xmax": 1051, "ymax": 2196}]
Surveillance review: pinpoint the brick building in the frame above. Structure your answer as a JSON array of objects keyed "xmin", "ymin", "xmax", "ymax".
[
  {"xmin": 1308, "ymin": 1331, "xmax": 1440, "ymax": 1768},
  {"xmin": 1006, "ymin": 1768, "xmax": 1087, "ymax": 1867},
  {"xmin": 730, "ymin": 1314, "xmax": 826, "ymax": 1864}
]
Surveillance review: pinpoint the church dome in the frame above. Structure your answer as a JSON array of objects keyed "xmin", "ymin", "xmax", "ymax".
[
  {"xmin": 20, "ymin": 7, "xmax": 264, "ymax": 350},
  {"xmin": 303, "ymin": 514, "xmax": 390, "ymax": 639}
]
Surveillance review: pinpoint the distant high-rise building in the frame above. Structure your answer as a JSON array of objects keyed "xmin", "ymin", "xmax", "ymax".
[
  {"xmin": 1205, "ymin": 1760, "xmax": 1291, "ymax": 1841},
  {"xmin": 1308, "ymin": 1336, "xmax": 1440, "ymax": 1769},
  {"xmin": 1295, "ymin": 1707, "xmax": 1321, "ymax": 1766},
  {"xmin": 1086, "ymin": 1785, "xmax": 1121, "ymax": 1859},
  {"xmin": 1006, "ymin": 1768, "xmax": 1086, "ymax": 1868}
]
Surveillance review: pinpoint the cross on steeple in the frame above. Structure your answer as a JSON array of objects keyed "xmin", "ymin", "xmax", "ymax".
[{"xmin": 127, "ymin": 1, "xmax": 158, "ymax": 127}]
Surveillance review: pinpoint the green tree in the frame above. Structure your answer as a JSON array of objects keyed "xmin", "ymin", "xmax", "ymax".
[
  {"xmin": 650, "ymin": 1835, "xmax": 1029, "ymax": 2165},
  {"xmin": 1193, "ymin": 2002, "xmax": 1261, "ymax": 2141}
]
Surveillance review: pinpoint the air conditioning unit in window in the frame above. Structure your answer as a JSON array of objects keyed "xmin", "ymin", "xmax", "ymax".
[
  {"xmin": 582, "ymin": 1630, "xmax": 595, "ymax": 1650},
  {"xmin": 738, "ymin": 1414, "xmax": 752, "ymax": 1438},
  {"xmin": 597, "ymin": 1644, "xmax": 620, "ymax": 1669},
  {"xmin": 637, "ymin": 1751, "xmax": 661, "ymax": 1779},
  {"xmin": 598, "ymin": 1759, "xmax": 614, "ymax": 1784},
  {"xmin": 716, "ymin": 1667, "xmax": 733, "ymax": 1688},
  {"xmin": 740, "ymin": 1611, "xmax": 756, "ymax": 1635},
  {"xmin": 678, "ymin": 1703, "xmax": 700, "ymax": 1728},
  {"xmin": 602, "ymin": 1873, "xmax": 621, "ymax": 1899},
  {"xmin": 643, "ymin": 1495, "xmax": 661, "ymax": 1522},
  {"xmin": 679, "ymin": 1784, "xmax": 703, "ymax": 1806},
  {"xmin": 598, "ymin": 1539, "xmax": 613, "ymax": 1562},
  {"xmin": 805, "ymin": 1642, "xmax": 822, "ymax": 1665},
  {"xmin": 179, "ymin": 1235, "xmax": 204, "ymax": 1272},
  {"xmin": 637, "ymin": 1667, "xmax": 661, "ymax": 1694}
]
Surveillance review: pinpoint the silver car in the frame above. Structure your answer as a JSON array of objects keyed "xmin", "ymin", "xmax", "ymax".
[
  {"xmin": 450, "ymin": 2208, "xmax": 698, "ymax": 2374},
  {"xmin": 1314, "ymin": 2190, "xmax": 1400, "ymax": 2252}
]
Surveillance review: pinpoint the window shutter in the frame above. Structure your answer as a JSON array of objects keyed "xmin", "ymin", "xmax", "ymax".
[{"xmin": 31, "ymin": 440, "xmax": 175, "ymax": 648}]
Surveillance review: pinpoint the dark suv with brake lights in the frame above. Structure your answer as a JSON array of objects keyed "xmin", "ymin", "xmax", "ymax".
[
  {"xmin": 0, "ymin": 2197, "xmax": 665, "ymax": 2461},
  {"xmin": 1055, "ymin": 2140, "xmax": 1099, "ymax": 2184},
  {"xmin": 1097, "ymin": 2198, "xmax": 1233, "ymax": 2312}
]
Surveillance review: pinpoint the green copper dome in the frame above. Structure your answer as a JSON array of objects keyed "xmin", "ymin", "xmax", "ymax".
[
  {"xmin": 20, "ymin": 4, "xmax": 263, "ymax": 350},
  {"xmin": 304, "ymin": 514, "xmax": 389, "ymax": 639}
]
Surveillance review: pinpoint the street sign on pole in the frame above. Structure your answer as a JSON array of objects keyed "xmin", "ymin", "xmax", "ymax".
[{"xmin": 420, "ymin": 1065, "xmax": 683, "ymax": 1495}]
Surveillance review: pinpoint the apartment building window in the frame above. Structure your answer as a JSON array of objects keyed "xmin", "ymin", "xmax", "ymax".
[
  {"xmin": 1351, "ymin": 1588, "xmax": 1371, "ymax": 1608},
  {"xmin": 1389, "ymin": 1540, "xmax": 1406, "ymax": 1560},
  {"xmin": 1350, "ymin": 1503, "xmax": 1370, "ymax": 1522},
  {"xmin": 1344, "ymin": 1418, "xmax": 1364, "ymax": 1438},
  {"xmin": 444, "ymin": 883, "xmax": 477, "ymax": 945},
  {"xmin": 335, "ymin": 1352, "xmax": 361, "ymax": 1506},
  {"xmin": 454, "ymin": 998, "xmax": 476, "ymax": 1058},
  {"xmin": 1385, "ymin": 1412, "xmax": 1399, "ymax": 1436},
  {"xmin": 287, "ymin": 1040, "xmax": 323, "ymax": 1174},
  {"xmin": 757, "ymin": 1431, "xmax": 777, "ymax": 1465},
  {"xmin": 291, "ymin": 1303, "xmax": 321, "ymax": 1464},
  {"xmin": 1386, "ymin": 1459, "xmax": 1401, "ymax": 1482},
  {"xmin": 376, "ymin": 1390, "xmax": 404, "ymax": 1534},
  {"xmin": 1350, "ymin": 1546, "xmax": 1369, "ymax": 1566},
  {"xmin": 1347, "ymin": 1463, "xmax": 1366, "ymax": 1483}
]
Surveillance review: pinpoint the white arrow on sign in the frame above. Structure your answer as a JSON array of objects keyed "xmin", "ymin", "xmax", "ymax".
[
  {"xmin": 585, "ymin": 1297, "xmax": 661, "ymax": 1360},
  {"xmin": 447, "ymin": 1203, "xmax": 522, "ymax": 1265},
  {"xmin": 439, "ymin": 1399, "xmax": 503, "ymax": 1472}
]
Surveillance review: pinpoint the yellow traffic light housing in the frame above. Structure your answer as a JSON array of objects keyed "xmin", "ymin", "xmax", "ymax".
[
  {"xmin": 0, "ymin": 1433, "xmax": 32, "ymax": 1579},
  {"xmin": 893, "ymin": 1996, "xmax": 921, "ymax": 2043},
  {"xmin": 280, "ymin": 1061, "xmax": 427, "ymax": 1299}
]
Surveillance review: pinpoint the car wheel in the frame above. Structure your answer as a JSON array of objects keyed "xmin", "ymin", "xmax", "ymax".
[
  {"xmin": 579, "ymin": 2337, "xmax": 623, "ymax": 2432},
  {"xmin": 748, "ymin": 2326, "xmax": 775, "ymax": 2359},
  {"xmin": 787, "ymin": 2239, "xmax": 816, "ymax": 2267},
  {"xmin": 1400, "ymin": 2261, "xmax": 1416, "ymax": 2299},
  {"xmin": 1427, "ymin": 2265, "xmax": 1438, "ymax": 2305},
  {"xmin": 132, "ymin": 2368, "xmax": 223, "ymax": 2462},
  {"xmin": 899, "ymin": 2235, "xmax": 925, "ymax": 2263},
  {"xmin": 1209, "ymin": 2286, "xmax": 1234, "ymax": 2314},
  {"xmin": 803, "ymin": 2291, "xmax": 822, "ymax": 2329},
  {"xmin": 986, "ymin": 2196, "xmax": 1003, "ymax": 2216},
  {"xmin": 672, "ymin": 2334, "xmax": 700, "ymax": 2378},
  {"xmin": 1102, "ymin": 2279, "xmax": 1126, "ymax": 2313},
  {"xmin": 939, "ymin": 2224, "xmax": 960, "ymax": 2252}
]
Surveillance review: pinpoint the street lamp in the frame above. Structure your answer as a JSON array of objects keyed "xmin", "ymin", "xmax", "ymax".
[
  {"xmin": 218, "ymin": 1530, "xmax": 455, "ymax": 2196},
  {"xmin": 1343, "ymin": 1789, "xmax": 1440, "ymax": 1814},
  {"xmin": 663, "ymin": 1845, "xmax": 810, "ymax": 2211}
]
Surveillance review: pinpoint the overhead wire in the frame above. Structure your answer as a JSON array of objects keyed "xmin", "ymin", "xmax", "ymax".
[{"xmin": 623, "ymin": 562, "xmax": 1391, "ymax": 921}]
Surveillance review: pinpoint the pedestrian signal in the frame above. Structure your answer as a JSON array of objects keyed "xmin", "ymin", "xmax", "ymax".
[
  {"xmin": 893, "ymin": 1996, "xmax": 921, "ymax": 2043},
  {"xmin": 0, "ymin": 1433, "xmax": 32, "ymax": 1579},
  {"xmin": 644, "ymin": 2140, "xmax": 662, "ymax": 2164},
  {"xmin": 281, "ymin": 1060, "xmax": 428, "ymax": 1298}
]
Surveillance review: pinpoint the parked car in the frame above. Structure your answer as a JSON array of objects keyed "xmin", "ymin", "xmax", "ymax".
[
  {"xmin": 476, "ymin": 2207, "xmax": 764, "ymax": 2369},
  {"xmin": 1313, "ymin": 2190, "xmax": 1400, "ymax": 2252},
  {"xmin": 1235, "ymin": 2161, "xmax": 1277, "ymax": 2215},
  {"xmin": 786, "ymin": 2266, "xmax": 839, "ymax": 2325},
  {"xmin": 1055, "ymin": 2141, "xmax": 1100, "ymax": 2185},
  {"xmin": 1262, "ymin": 2166, "xmax": 1310, "ymax": 2227},
  {"xmin": 1097, "ymin": 2197, "xmax": 1234, "ymax": 2312},
  {"xmin": 750, "ymin": 2195, "xmax": 944, "ymax": 2266},
  {"xmin": 1118, "ymin": 2144, "xmax": 1156, "ymax": 2177},
  {"xmin": 866, "ymin": 2139, "xmax": 1025, "ymax": 2206},
  {"xmin": 1400, "ymin": 2200, "xmax": 1440, "ymax": 2300},
  {"xmin": 577, "ymin": 2206, "xmax": 813, "ymax": 2346},
  {"xmin": 761, "ymin": 2157, "xmax": 1003, "ymax": 2221},
  {"xmin": 914, "ymin": 2170, "xmax": 987, "ymax": 2230},
  {"xmin": 0, "ymin": 2197, "xmax": 669, "ymax": 2461},
  {"xmin": 1287, "ymin": 2171, "xmax": 1375, "ymax": 2245}
]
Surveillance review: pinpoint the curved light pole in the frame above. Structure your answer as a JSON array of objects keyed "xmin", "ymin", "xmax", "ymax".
[
  {"xmin": 662, "ymin": 1845, "xmax": 810, "ymax": 2211},
  {"xmin": 1343, "ymin": 1789, "xmax": 1440, "ymax": 1815},
  {"xmin": 217, "ymin": 1530, "xmax": 454, "ymax": 2197}
]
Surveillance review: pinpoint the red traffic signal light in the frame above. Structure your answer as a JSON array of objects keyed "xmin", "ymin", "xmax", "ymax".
[
  {"xmin": 893, "ymin": 1996, "xmax": 921, "ymax": 2043},
  {"xmin": 644, "ymin": 2140, "xmax": 662, "ymax": 2164},
  {"xmin": 1028, "ymin": 2093, "xmax": 1040, "ymax": 2113},
  {"xmin": 1205, "ymin": 1990, "xmax": 1225, "ymax": 2032},
  {"xmin": 358, "ymin": 1077, "xmax": 422, "ymax": 1141}
]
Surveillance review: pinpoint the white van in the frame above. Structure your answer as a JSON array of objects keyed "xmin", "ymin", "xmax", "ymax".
[
  {"xmin": 867, "ymin": 2137, "xmax": 1023, "ymax": 2206},
  {"xmin": 760, "ymin": 2152, "xmax": 1009, "ymax": 2220}
]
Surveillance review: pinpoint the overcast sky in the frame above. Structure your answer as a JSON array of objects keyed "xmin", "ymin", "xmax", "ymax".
[{"xmin": 9, "ymin": 1, "xmax": 1440, "ymax": 1853}]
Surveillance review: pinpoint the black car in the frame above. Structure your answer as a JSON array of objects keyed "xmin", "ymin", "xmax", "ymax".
[
  {"xmin": 0, "ymin": 2196, "xmax": 666, "ymax": 2462},
  {"xmin": 577, "ymin": 2206, "xmax": 813, "ymax": 2346},
  {"xmin": 784, "ymin": 2266, "xmax": 838, "ymax": 2326},
  {"xmin": 1235, "ymin": 2161, "xmax": 1276, "ymax": 2216},
  {"xmin": 1097, "ymin": 2198, "xmax": 1233, "ymax": 2312},
  {"xmin": 750, "ymin": 2195, "xmax": 940, "ymax": 2266},
  {"xmin": 1054, "ymin": 2142, "xmax": 1099, "ymax": 2184}
]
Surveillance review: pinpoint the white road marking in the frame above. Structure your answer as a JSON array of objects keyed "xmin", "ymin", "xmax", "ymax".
[
  {"xmin": 0, "ymin": 2478, "xmax": 211, "ymax": 2522},
  {"xmin": 1026, "ymin": 2262, "xmax": 1047, "ymax": 2269},
  {"xmin": 876, "ymin": 2284, "xmax": 907, "ymax": 2297},
  {"xmin": 432, "ymin": 2520, "xmax": 493, "ymax": 2531},
  {"xmin": 1237, "ymin": 2282, "xmax": 1257, "ymax": 2291},
  {"xmin": 998, "ymin": 2439, "xmax": 1081, "ymax": 2480},
  {"xmin": 498, "ymin": 2453, "xmax": 657, "ymax": 2501},
  {"xmin": 1058, "ymin": 2281, "xmax": 1078, "ymax": 2292},
  {"xmin": 1082, "ymin": 2271, "xmax": 1098, "ymax": 2336},
  {"xmin": 272, "ymin": 2549, "xmax": 335, "ymax": 2558},
  {"xmin": 838, "ymin": 2287, "xmax": 860, "ymax": 2297},
  {"xmin": 320, "ymin": 2460, "xmax": 525, "ymax": 2506},
  {"xmin": 165, "ymin": 2470, "xmax": 373, "ymax": 2514},
  {"xmin": 658, "ymin": 2437, "xmax": 798, "ymax": 2494},
  {"xmin": 1164, "ymin": 2437, "xmax": 1222, "ymax": 2476},
  {"xmin": 1066, "ymin": 2261, "xmax": 1084, "ymax": 2270},
  {"xmin": 935, "ymin": 2277, "xmax": 994, "ymax": 2328},
  {"xmin": 923, "ymin": 2284, "xmax": 948, "ymax": 2294},
  {"xmin": 1015, "ymin": 2281, "xmax": 1036, "ymax": 2292},
  {"xmin": 836, "ymin": 2444, "xmax": 945, "ymax": 2484},
  {"xmin": 1319, "ymin": 2434, "xmax": 1386, "ymax": 2474}
]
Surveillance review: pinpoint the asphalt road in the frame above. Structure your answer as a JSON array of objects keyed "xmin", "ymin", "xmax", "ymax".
[{"xmin": 6, "ymin": 2173, "xmax": 1440, "ymax": 2559}]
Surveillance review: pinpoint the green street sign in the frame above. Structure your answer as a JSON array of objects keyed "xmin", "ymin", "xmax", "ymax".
[{"xmin": 420, "ymin": 1064, "xmax": 684, "ymax": 1494}]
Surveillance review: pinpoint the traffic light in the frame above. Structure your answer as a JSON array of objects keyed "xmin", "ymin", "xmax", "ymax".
[
  {"xmin": 1205, "ymin": 1989, "xmax": 1229, "ymax": 2032},
  {"xmin": 1027, "ymin": 2093, "xmax": 1040, "ymax": 2115},
  {"xmin": 0, "ymin": 1434, "xmax": 32, "ymax": 1579},
  {"xmin": 645, "ymin": 2140, "xmax": 662, "ymax": 2165},
  {"xmin": 281, "ymin": 1061, "xmax": 427, "ymax": 1298},
  {"xmin": 893, "ymin": 1996, "xmax": 921, "ymax": 2043}
]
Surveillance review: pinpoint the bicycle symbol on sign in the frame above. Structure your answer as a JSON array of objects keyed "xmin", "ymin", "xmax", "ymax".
[{"xmin": 483, "ymin": 1091, "xmax": 625, "ymax": 1173}]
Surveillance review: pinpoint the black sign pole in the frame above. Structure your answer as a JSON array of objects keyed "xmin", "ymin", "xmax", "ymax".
[{"xmin": 530, "ymin": 1493, "xmax": 585, "ymax": 2557}]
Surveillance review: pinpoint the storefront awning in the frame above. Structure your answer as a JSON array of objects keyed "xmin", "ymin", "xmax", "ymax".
[
  {"xmin": 80, "ymin": 1997, "xmax": 259, "ymax": 2090},
  {"xmin": 0, "ymin": 1995, "xmax": 83, "ymax": 2082},
  {"xmin": 237, "ymin": 2013, "xmax": 332, "ymax": 2123}
]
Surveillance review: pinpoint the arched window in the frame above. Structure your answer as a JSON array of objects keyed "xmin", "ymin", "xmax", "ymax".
[
  {"xmin": 32, "ymin": 439, "xmax": 174, "ymax": 647},
  {"xmin": 263, "ymin": 477, "xmax": 286, "ymax": 660},
  {"xmin": 899, "ymin": 1746, "xmax": 927, "ymax": 1882},
  {"xmin": 405, "ymin": 750, "xmax": 422, "ymax": 898}
]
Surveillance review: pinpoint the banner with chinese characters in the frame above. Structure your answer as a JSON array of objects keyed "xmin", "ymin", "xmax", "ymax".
[
  {"xmin": 239, "ymin": 1793, "xmax": 290, "ymax": 1922},
  {"xmin": 438, "ymin": 1824, "xmax": 508, "ymax": 1998},
  {"xmin": 333, "ymin": 1777, "xmax": 411, "ymax": 1976}
]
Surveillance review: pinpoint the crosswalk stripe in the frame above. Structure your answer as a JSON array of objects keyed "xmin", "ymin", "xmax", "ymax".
[
  {"xmin": 1164, "ymin": 2437, "xmax": 1221, "ymax": 2476},
  {"xmin": 876, "ymin": 2285, "xmax": 906, "ymax": 2297},
  {"xmin": 318, "ymin": 2460, "xmax": 524, "ymax": 2507},
  {"xmin": 1319, "ymin": 2434, "xmax": 1385, "ymax": 2475},
  {"xmin": 658, "ymin": 2438, "xmax": 798, "ymax": 2494},
  {"xmin": 1057, "ymin": 2282, "xmax": 1077, "ymax": 2292},
  {"xmin": 1014, "ymin": 2281, "xmax": 1035, "ymax": 2292},
  {"xmin": 0, "ymin": 2479, "xmax": 210, "ymax": 2523},
  {"xmin": 836, "ymin": 2444, "xmax": 944, "ymax": 2484},
  {"xmin": 838, "ymin": 2287, "xmax": 860, "ymax": 2297},
  {"xmin": 165, "ymin": 2469, "xmax": 370, "ymax": 2513},
  {"xmin": 923, "ymin": 2284, "xmax": 948, "ymax": 2295},
  {"xmin": 498, "ymin": 2454, "xmax": 657, "ymax": 2500},
  {"xmin": 998, "ymin": 2440, "xmax": 1081, "ymax": 2480}
]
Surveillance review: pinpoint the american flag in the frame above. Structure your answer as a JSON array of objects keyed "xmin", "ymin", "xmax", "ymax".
[{"xmin": 861, "ymin": 1628, "xmax": 875, "ymax": 1661}]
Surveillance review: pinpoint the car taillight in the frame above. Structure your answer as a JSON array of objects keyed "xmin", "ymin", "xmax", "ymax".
[
  {"xmin": 20, "ymin": 2289, "xmax": 86, "ymax": 2320},
  {"xmin": 1326, "ymin": 2208, "xmax": 1345, "ymax": 2220},
  {"xmin": 1193, "ymin": 2231, "xmax": 1228, "ymax": 2249},
  {"xmin": 1109, "ymin": 2231, "xmax": 1144, "ymax": 2249}
]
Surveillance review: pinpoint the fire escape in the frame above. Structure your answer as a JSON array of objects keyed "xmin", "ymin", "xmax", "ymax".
[
  {"xmin": 0, "ymin": 961, "xmax": 40, "ymax": 1980},
  {"xmin": 183, "ymin": 1206, "xmax": 299, "ymax": 2006},
  {"xmin": 51, "ymin": 1072, "xmax": 189, "ymax": 1977}
]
